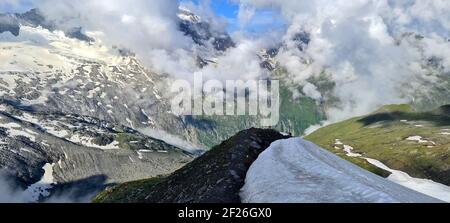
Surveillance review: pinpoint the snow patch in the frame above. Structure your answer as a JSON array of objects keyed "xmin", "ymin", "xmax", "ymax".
[
  {"xmin": 22, "ymin": 163, "xmax": 56, "ymax": 202},
  {"xmin": 343, "ymin": 145, "xmax": 362, "ymax": 157},
  {"xmin": 406, "ymin": 136, "xmax": 430, "ymax": 143},
  {"xmin": 2, "ymin": 122, "xmax": 37, "ymax": 141},
  {"xmin": 126, "ymin": 118, "xmax": 134, "ymax": 128},
  {"xmin": 45, "ymin": 126, "xmax": 69, "ymax": 138},
  {"xmin": 137, "ymin": 151, "xmax": 144, "ymax": 160},
  {"xmin": 69, "ymin": 135, "xmax": 120, "ymax": 150},
  {"xmin": 335, "ymin": 142, "xmax": 447, "ymax": 202},
  {"xmin": 364, "ymin": 158, "xmax": 450, "ymax": 202},
  {"xmin": 241, "ymin": 138, "xmax": 440, "ymax": 203}
]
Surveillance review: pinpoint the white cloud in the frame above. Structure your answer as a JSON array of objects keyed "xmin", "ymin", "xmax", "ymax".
[
  {"xmin": 0, "ymin": 171, "xmax": 28, "ymax": 203},
  {"xmin": 238, "ymin": 0, "xmax": 450, "ymax": 121},
  {"xmin": 23, "ymin": 0, "xmax": 267, "ymax": 83},
  {"xmin": 0, "ymin": 0, "xmax": 23, "ymax": 10},
  {"xmin": 23, "ymin": 0, "xmax": 198, "ymax": 79},
  {"xmin": 302, "ymin": 82, "xmax": 322, "ymax": 100},
  {"xmin": 4, "ymin": 0, "xmax": 450, "ymax": 122},
  {"xmin": 200, "ymin": 38, "xmax": 269, "ymax": 81}
]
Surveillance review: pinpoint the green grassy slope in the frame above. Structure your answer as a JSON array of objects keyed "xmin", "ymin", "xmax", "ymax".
[
  {"xmin": 93, "ymin": 177, "xmax": 165, "ymax": 203},
  {"xmin": 306, "ymin": 104, "xmax": 450, "ymax": 185}
]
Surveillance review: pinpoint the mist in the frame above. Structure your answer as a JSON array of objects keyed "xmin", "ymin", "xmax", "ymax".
[
  {"xmin": 238, "ymin": 0, "xmax": 450, "ymax": 121},
  {"xmin": 0, "ymin": 171, "xmax": 28, "ymax": 203},
  {"xmin": 0, "ymin": 170, "xmax": 98, "ymax": 203}
]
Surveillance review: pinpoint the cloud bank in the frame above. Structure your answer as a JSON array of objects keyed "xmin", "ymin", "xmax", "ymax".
[
  {"xmin": 238, "ymin": 0, "xmax": 450, "ymax": 121},
  {"xmin": 3, "ymin": 0, "xmax": 450, "ymax": 121}
]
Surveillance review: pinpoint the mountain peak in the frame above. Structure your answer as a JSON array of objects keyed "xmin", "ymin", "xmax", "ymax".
[
  {"xmin": 177, "ymin": 7, "xmax": 201, "ymax": 24},
  {"xmin": 177, "ymin": 7, "xmax": 234, "ymax": 52},
  {"xmin": 0, "ymin": 13, "xmax": 20, "ymax": 36},
  {"xmin": 0, "ymin": 8, "xmax": 94, "ymax": 42}
]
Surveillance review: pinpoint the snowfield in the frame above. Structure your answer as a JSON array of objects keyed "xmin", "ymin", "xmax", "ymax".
[{"xmin": 241, "ymin": 138, "xmax": 441, "ymax": 203}]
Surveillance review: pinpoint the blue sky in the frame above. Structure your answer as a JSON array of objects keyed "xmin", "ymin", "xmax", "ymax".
[
  {"xmin": 186, "ymin": 0, "xmax": 285, "ymax": 33},
  {"xmin": 0, "ymin": 0, "xmax": 33, "ymax": 13},
  {"xmin": 1, "ymin": 0, "xmax": 285, "ymax": 33},
  {"xmin": 207, "ymin": 0, "xmax": 239, "ymax": 19}
]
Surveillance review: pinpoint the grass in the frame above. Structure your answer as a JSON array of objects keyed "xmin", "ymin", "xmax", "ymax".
[
  {"xmin": 116, "ymin": 133, "xmax": 141, "ymax": 150},
  {"xmin": 306, "ymin": 104, "xmax": 450, "ymax": 185},
  {"xmin": 92, "ymin": 176, "xmax": 165, "ymax": 203}
]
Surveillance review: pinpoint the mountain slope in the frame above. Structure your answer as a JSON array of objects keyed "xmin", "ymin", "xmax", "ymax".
[
  {"xmin": 0, "ymin": 8, "xmax": 325, "ymax": 149},
  {"xmin": 93, "ymin": 128, "xmax": 290, "ymax": 203},
  {"xmin": 0, "ymin": 101, "xmax": 193, "ymax": 202},
  {"xmin": 306, "ymin": 104, "xmax": 450, "ymax": 190},
  {"xmin": 188, "ymin": 83, "xmax": 325, "ymax": 147},
  {"xmin": 241, "ymin": 138, "xmax": 441, "ymax": 203}
]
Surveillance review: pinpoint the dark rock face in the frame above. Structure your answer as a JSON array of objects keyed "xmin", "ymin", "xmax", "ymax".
[
  {"xmin": 260, "ymin": 60, "xmax": 275, "ymax": 71},
  {"xmin": 0, "ymin": 8, "xmax": 94, "ymax": 42},
  {"xmin": 144, "ymin": 128, "xmax": 290, "ymax": 203},
  {"xmin": 433, "ymin": 104, "xmax": 450, "ymax": 116},
  {"xmin": 0, "ymin": 14, "xmax": 20, "ymax": 36},
  {"xmin": 65, "ymin": 27, "xmax": 95, "ymax": 43},
  {"xmin": 211, "ymin": 35, "xmax": 235, "ymax": 52},
  {"xmin": 177, "ymin": 10, "xmax": 234, "ymax": 52},
  {"xmin": 15, "ymin": 8, "xmax": 55, "ymax": 31},
  {"xmin": 292, "ymin": 31, "xmax": 311, "ymax": 51},
  {"xmin": 0, "ymin": 8, "xmax": 54, "ymax": 37},
  {"xmin": 96, "ymin": 128, "xmax": 290, "ymax": 203}
]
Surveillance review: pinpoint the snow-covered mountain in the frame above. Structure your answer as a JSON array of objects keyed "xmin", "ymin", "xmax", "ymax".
[
  {"xmin": 0, "ymin": 8, "xmax": 261, "ymax": 146},
  {"xmin": 177, "ymin": 7, "xmax": 234, "ymax": 53},
  {"xmin": 177, "ymin": 7, "xmax": 235, "ymax": 68},
  {"xmin": 0, "ymin": 8, "xmax": 240, "ymax": 202},
  {"xmin": 241, "ymin": 138, "xmax": 441, "ymax": 203},
  {"xmin": 0, "ymin": 8, "xmax": 214, "ymax": 201},
  {"xmin": 0, "ymin": 9, "xmax": 91, "ymax": 42},
  {"xmin": 0, "ymin": 101, "xmax": 193, "ymax": 202},
  {"xmin": 1, "ymin": 8, "xmax": 325, "ymax": 147},
  {"xmin": 0, "ymin": 17, "xmax": 208, "ymax": 143}
]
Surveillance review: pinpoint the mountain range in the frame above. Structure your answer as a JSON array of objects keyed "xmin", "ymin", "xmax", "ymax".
[{"xmin": 0, "ymin": 7, "xmax": 449, "ymax": 203}]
